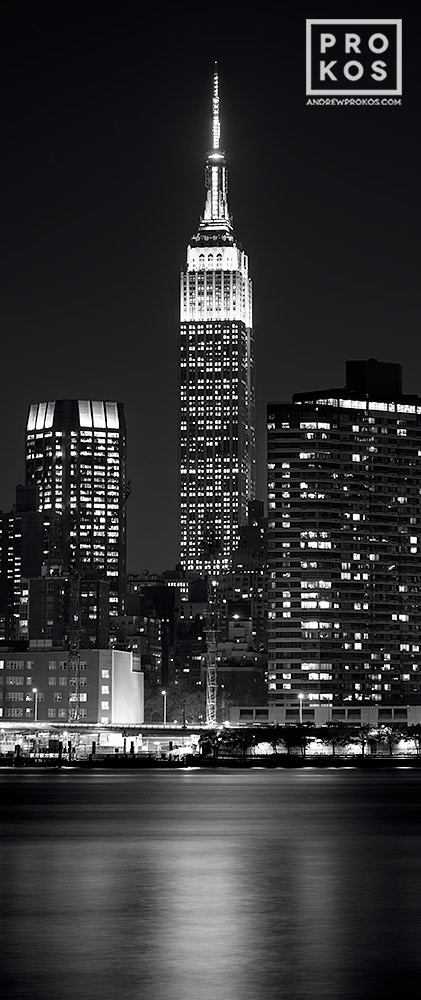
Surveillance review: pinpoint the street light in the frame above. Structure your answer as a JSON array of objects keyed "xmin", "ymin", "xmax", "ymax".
[
  {"xmin": 298, "ymin": 692, "xmax": 304, "ymax": 725},
  {"xmin": 162, "ymin": 689, "xmax": 167, "ymax": 726},
  {"xmin": 32, "ymin": 688, "xmax": 38, "ymax": 724}
]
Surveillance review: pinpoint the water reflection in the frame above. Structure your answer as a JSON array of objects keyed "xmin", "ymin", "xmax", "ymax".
[{"xmin": 2, "ymin": 770, "xmax": 421, "ymax": 999}]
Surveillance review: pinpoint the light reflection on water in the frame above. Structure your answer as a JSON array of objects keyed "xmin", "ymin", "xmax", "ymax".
[{"xmin": 2, "ymin": 769, "xmax": 421, "ymax": 999}]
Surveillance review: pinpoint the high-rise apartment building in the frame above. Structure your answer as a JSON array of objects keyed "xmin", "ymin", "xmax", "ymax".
[
  {"xmin": 179, "ymin": 67, "xmax": 256, "ymax": 574},
  {"xmin": 267, "ymin": 359, "xmax": 421, "ymax": 710},
  {"xmin": 25, "ymin": 400, "xmax": 127, "ymax": 615}
]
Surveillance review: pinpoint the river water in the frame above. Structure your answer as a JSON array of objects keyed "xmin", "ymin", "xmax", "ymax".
[{"xmin": 2, "ymin": 768, "xmax": 421, "ymax": 999}]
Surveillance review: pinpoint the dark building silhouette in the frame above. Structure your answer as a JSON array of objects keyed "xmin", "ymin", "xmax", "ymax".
[
  {"xmin": 174, "ymin": 597, "xmax": 207, "ymax": 686},
  {"xmin": 219, "ymin": 500, "xmax": 267, "ymax": 657},
  {"xmin": 112, "ymin": 610, "xmax": 162, "ymax": 684},
  {"xmin": 0, "ymin": 486, "xmax": 60, "ymax": 641},
  {"xmin": 126, "ymin": 579, "xmax": 182, "ymax": 686},
  {"xmin": 25, "ymin": 573, "xmax": 68, "ymax": 647}
]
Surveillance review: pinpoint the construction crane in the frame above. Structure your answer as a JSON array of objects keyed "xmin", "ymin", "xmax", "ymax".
[
  {"xmin": 122, "ymin": 479, "xmax": 132, "ymax": 507},
  {"xmin": 204, "ymin": 578, "xmax": 219, "ymax": 726},
  {"xmin": 67, "ymin": 568, "xmax": 82, "ymax": 723},
  {"xmin": 201, "ymin": 524, "xmax": 222, "ymax": 727}
]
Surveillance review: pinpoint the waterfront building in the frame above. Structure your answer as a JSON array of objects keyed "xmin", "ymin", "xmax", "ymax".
[
  {"xmin": 179, "ymin": 66, "xmax": 256, "ymax": 574},
  {"xmin": 267, "ymin": 359, "xmax": 421, "ymax": 710},
  {"xmin": 229, "ymin": 703, "xmax": 421, "ymax": 729},
  {"xmin": 0, "ymin": 646, "xmax": 143, "ymax": 725}
]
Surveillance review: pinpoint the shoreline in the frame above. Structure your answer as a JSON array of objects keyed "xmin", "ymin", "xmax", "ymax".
[{"xmin": 3, "ymin": 754, "xmax": 421, "ymax": 770}]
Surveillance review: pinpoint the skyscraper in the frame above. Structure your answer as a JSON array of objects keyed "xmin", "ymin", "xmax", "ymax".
[
  {"xmin": 179, "ymin": 66, "xmax": 256, "ymax": 575},
  {"xmin": 267, "ymin": 359, "xmax": 421, "ymax": 711},
  {"xmin": 25, "ymin": 399, "xmax": 127, "ymax": 615},
  {"xmin": 0, "ymin": 485, "xmax": 60, "ymax": 641}
]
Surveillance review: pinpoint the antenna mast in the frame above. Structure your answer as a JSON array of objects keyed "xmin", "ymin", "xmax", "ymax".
[{"xmin": 212, "ymin": 62, "xmax": 220, "ymax": 150}]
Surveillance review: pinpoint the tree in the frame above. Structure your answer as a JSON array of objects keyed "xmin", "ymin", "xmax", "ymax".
[
  {"xmin": 375, "ymin": 725, "xmax": 405, "ymax": 757},
  {"xmin": 143, "ymin": 684, "xmax": 166, "ymax": 723},
  {"xmin": 348, "ymin": 724, "xmax": 374, "ymax": 757},
  {"xmin": 407, "ymin": 725, "xmax": 421, "ymax": 756},
  {"xmin": 169, "ymin": 685, "xmax": 205, "ymax": 726},
  {"xmin": 216, "ymin": 671, "xmax": 269, "ymax": 725},
  {"xmin": 293, "ymin": 723, "xmax": 314, "ymax": 757},
  {"xmin": 143, "ymin": 678, "xmax": 205, "ymax": 725},
  {"xmin": 220, "ymin": 727, "xmax": 257, "ymax": 763},
  {"xmin": 278, "ymin": 724, "xmax": 313, "ymax": 758},
  {"xmin": 314, "ymin": 721, "xmax": 353, "ymax": 757},
  {"xmin": 199, "ymin": 729, "xmax": 220, "ymax": 760},
  {"xmin": 258, "ymin": 725, "xmax": 286, "ymax": 757}
]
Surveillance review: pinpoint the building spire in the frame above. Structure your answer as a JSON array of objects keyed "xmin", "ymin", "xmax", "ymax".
[
  {"xmin": 212, "ymin": 62, "xmax": 220, "ymax": 151},
  {"xmin": 197, "ymin": 64, "xmax": 233, "ymax": 236}
]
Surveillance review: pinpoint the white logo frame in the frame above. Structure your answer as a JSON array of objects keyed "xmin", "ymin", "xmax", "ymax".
[{"xmin": 306, "ymin": 19, "xmax": 402, "ymax": 96}]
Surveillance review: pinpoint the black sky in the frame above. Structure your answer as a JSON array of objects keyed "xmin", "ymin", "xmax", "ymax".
[{"xmin": 2, "ymin": 7, "xmax": 420, "ymax": 571}]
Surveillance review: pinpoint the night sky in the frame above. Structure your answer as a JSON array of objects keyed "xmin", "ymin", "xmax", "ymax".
[{"xmin": 2, "ymin": 7, "xmax": 420, "ymax": 571}]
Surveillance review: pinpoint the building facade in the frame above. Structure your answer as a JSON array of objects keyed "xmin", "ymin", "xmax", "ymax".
[
  {"xmin": 17, "ymin": 570, "xmax": 110, "ymax": 649},
  {"xmin": 179, "ymin": 67, "xmax": 256, "ymax": 574},
  {"xmin": 25, "ymin": 399, "xmax": 127, "ymax": 615},
  {"xmin": 267, "ymin": 359, "xmax": 421, "ymax": 710},
  {"xmin": 0, "ymin": 647, "xmax": 143, "ymax": 725},
  {"xmin": 113, "ymin": 611, "xmax": 162, "ymax": 685},
  {"xmin": 0, "ymin": 486, "xmax": 61, "ymax": 641},
  {"xmin": 219, "ymin": 499, "xmax": 268, "ymax": 658},
  {"xmin": 229, "ymin": 703, "xmax": 421, "ymax": 729}
]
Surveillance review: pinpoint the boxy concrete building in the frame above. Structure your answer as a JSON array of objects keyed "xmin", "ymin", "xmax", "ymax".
[{"xmin": 0, "ymin": 646, "xmax": 143, "ymax": 726}]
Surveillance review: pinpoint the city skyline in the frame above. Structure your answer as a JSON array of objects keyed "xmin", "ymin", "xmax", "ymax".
[{"xmin": 2, "ymin": 9, "xmax": 420, "ymax": 571}]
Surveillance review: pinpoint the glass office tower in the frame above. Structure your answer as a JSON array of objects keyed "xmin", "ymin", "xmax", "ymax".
[{"xmin": 26, "ymin": 399, "xmax": 127, "ymax": 615}]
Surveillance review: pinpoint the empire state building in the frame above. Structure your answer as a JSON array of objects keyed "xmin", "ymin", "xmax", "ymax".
[{"xmin": 179, "ymin": 67, "xmax": 256, "ymax": 575}]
